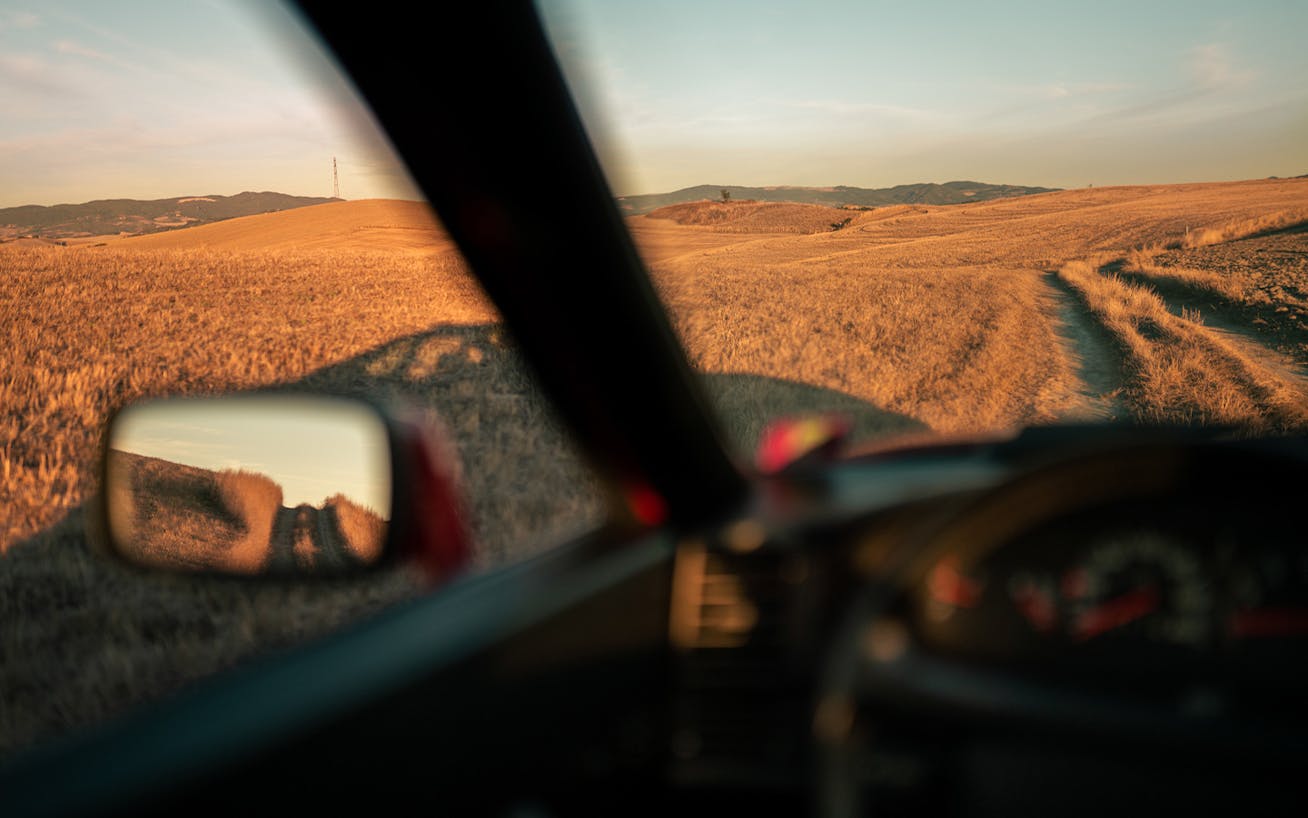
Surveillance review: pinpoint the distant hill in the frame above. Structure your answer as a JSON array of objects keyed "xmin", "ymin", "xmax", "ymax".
[
  {"xmin": 645, "ymin": 200, "xmax": 860, "ymax": 234},
  {"xmin": 0, "ymin": 191, "xmax": 340, "ymax": 241},
  {"xmin": 617, "ymin": 181, "xmax": 1058, "ymax": 215}
]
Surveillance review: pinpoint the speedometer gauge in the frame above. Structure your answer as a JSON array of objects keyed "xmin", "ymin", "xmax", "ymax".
[{"xmin": 1063, "ymin": 531, "xmax": 1211, "ymax": 647}]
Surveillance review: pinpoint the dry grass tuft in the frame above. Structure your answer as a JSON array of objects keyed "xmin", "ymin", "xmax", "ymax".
[
  {"xmin": 1121, "ymin": 210, "xmax": 1308, "ymax": 303},
  {"xmin": 1176, "ymin": 209, "xmax": 1308, "ymax": 250},
  {"xmin": 325, "ymin": 493, "xmax": 387, "ymax": 563},
  {"xmin": 214, "ymin": 469, "xmax": 284, "ymax": 571},
  {"xmin": 1123, "ymin": 248, "xmax": 1246, "ymax": 301}
]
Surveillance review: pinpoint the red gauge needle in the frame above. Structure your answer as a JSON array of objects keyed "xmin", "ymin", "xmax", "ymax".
[
  {"xmin": 1074, "ymin": 585, "xmax": 1160, "ymax": 641},
  {"xmin": 1229, "ymin": 608, "xmax": 1308, "ymax": 638},
  {"xmin": 1011, "ymin": 583, "xmax": 1058, "ymax": 633},
  {"xmin": 927, "ymin": 556, "xmax": 983, "ymax": 608}
]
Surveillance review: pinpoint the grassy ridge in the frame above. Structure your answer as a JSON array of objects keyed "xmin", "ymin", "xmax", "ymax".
[
  {"xmin": 1120, "ymin": 217, "xmax": 1308, "ymax": 367},
  {"xmin": 616, "ymin": 180, "xmax": 1058, "ymax": 215},
  {"xmin": 0, "ymin": 192, "xmax": 339, "ymax": 241},
  {"xmin": 116, "ymin": 199, "xmax": 451, "ymax": 254},
  {"xmin": 328, "ymin": 493, "xmax": 387, "ymax": 564},
  {"xmin": 108, "ymin": 454, "xmax": 283, "ymax": 573},
  {"xmin": 646, "ymin": 200, "xmax": 860, "ymax": 234},
  {"xmin": 1058, "ymin": 256, "xmax": 1308, "ymax": 429}
]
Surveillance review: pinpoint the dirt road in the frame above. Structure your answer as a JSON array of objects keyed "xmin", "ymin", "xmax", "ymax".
[{"xmin": 1043, "ymin": 271, "xmax": 1128, "ymax": 422}]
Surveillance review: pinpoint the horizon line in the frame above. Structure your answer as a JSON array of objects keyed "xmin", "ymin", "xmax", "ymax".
[{"xmin": 5, "ymin": 173, "xmax": 1307, "ymax": 211}]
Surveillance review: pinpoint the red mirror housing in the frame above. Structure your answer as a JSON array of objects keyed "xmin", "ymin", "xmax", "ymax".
[{"xmin": 390, "ymin": 411, "xmax": 472, "ymax": 584}]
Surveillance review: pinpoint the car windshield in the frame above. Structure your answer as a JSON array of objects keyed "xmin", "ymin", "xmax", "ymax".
[
  {"xmin": 537, "ymin": 0, "xmax": 1308, "ymax": 454},
  {"xmin": 2, "ymin": 0, "xmax": 1306, "ymax": 767},
  {"xmin": 1, "ymin": 0, "xmax": 606, "ymax": 758}
]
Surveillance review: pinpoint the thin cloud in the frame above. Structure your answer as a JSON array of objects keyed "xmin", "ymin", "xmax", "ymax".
[
  {"xmin": 1026, "ymin": 81, "xmax": 1130, "ymax": 100},
  {"xmin": 0, "ymin": 10, "xmax": 38, "ymax": 31},
  {"xmin": 777, "ymin": 98, "xmax": 940, "ymax": 121},
  {"xmin": 0, "ymin": 53, "xmax": 82, "ymax": 98},
  {"xmin": 49, "ymin": 38, "xmax": 132, "ymax": 71},
  {"xmin": 1077, "ymin": 43, "xmax": 1260, "ymax": 128},
  {"xmin": 1189, "ymin": 42, "xmax": 1256, "ymax": 92},
  {"xmin": 0, "ymin": 111, "xmax": 336, "ymax": 159},
  {"xmin": 42, "ymin": 6, "xmax": 243, "ymax": 91},
  {"xmin": 53, "ymin": 39, "xmax": 107, "ymax": 60}
]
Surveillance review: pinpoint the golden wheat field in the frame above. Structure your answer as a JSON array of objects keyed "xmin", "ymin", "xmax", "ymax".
[{"xmin": 3, "ymin": 178, "xmax": 1308, "ymax": 757}]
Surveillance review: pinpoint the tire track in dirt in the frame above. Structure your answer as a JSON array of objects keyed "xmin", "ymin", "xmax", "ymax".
[
  {"xmin": 313, "ymin": 505, "xmax": 353, "ymax": 572},
  {"xmin": 1165, "ymin": 305, "xmax": 1308, "ymax": 388},
  {"xmin": 1062, "ymin": 258, "xmax": 1308, "ymax": 428},
  {"xmin": 1115, "ymin": 268, "xmax": 1308, "ymax": 385},
  {"xmin": 256, "ymin": 504, "xmax": 363, "ymax": 574},
  {"xmin": 1043, "ymin": 270, "xmax": 1129, "ymax": 422},
  {"xmin": 265, "ymin": 506, "xmax": 297, "ymax": 573}
]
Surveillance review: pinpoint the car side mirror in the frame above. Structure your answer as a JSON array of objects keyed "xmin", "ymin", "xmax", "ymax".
[{"xmin": 97, "ymin": 394, "xmax": 470, "ymax": 581}]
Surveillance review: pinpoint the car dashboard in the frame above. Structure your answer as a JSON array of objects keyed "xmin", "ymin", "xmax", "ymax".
[
  {"xmin": 4, "ymin": 428, "xmax": 1306, "ymax": 818},
  {"xmin": 666, "ymin": 427, "xmax": 1308, "ymax": 816}
]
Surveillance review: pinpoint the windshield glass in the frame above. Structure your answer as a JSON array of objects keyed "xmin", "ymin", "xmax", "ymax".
[
  {"xmin": 1, "ymin": 0, "xmax": 602, "ymax": 757},
  {"xmin": 539, "ymin": 0, "xmax": 1308, "ymax": 454}
]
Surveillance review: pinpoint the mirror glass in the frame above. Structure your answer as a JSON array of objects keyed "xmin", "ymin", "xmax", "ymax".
[{"xmin": 105, "ymin": 395, "xmax": 392, "ymax": 575}]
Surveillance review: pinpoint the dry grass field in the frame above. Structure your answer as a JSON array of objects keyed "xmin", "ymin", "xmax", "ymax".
[
  {"xmin": 1, "ymin": 203, "xmax": 598, "ymax": 756},
  {"xmin": 634, "ymin": 178, "xmax": 1308, "ymax": 435},
  {"xmin": 4, "ymin": 179, "xmax": 1308, "ymax": 758}
]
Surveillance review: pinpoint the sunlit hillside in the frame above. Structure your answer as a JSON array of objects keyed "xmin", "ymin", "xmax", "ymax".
[{"xmin": 107, "ymin": 199, "xmax": 452, "ymax": 254}]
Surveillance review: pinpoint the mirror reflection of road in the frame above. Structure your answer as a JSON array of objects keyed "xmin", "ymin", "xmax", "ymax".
[{"xmin": 267, "ymin": 503, "xmax": 356, "ymax": 573}]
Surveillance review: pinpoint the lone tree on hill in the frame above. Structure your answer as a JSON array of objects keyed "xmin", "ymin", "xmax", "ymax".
[{"xmin": 720, "ymin": 189, "xmax": 731, "ymax": 203}]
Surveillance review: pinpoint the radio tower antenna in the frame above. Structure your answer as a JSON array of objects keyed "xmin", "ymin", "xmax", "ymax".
[{"xmin": 332, "ymin": 157, "xmax": 339, "ymax": 199}]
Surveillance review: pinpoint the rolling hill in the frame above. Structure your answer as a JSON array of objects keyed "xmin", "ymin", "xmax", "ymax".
[
  {"xmin": 644, "ymin": 200, "xmax": 860, "ymax": 233},
  {"xmin": 116, "ymin": 198, "xmax": 451, "ymax": 254},
  {"xmin": 617, "ymin": 181, "xmax": 1058, "ymax": 215},
  {"xmin": 0, "ymin": 191, "xmax": 339, "ymax": 241}
]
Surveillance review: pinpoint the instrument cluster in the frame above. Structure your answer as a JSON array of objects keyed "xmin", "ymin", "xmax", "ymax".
[{"xmin": 907, "ymin": 443, "xmax": 1308, "ymax": 695}]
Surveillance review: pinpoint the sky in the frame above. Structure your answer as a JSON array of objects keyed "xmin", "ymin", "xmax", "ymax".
[
  {"xmin": 0, "ymin": 0, "xmax": 418, "ymax": 208},
  {"xmin": 113, "ymin": 395, "xmax": 392, "ymax": 514},
  {"xmin": 540, "ymin": 0, "xmax": 1308, "ymax": 196},
  {"xmin": 1, "ymin": 1, "xmax": 1305, "ymax": 208}
]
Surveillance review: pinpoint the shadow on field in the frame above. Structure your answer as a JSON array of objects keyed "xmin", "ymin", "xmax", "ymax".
[
  {"xmin": 706, "ymin": 371, "xmax": 926, "ymax": 453},
  {"xmin": 303, "ymin": 322, "xmax": 925, "ymax": 471},
  {"xmin": 1, "ymin": 321, "xmax": 921, "ymax": 760},
  {"xmin": 286, "ymin": 322, "xmax": 927, "ymax": 558}
]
